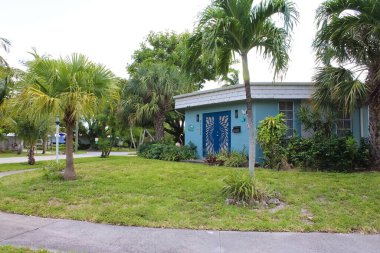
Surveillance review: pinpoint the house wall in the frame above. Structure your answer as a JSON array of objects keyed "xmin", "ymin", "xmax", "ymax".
[
  {"xmin": 185, "ymin": 99, "xmax": 303, "ymax": 163},
  {"xmin": 184, "ymin": 100, "xmax": 369, "ymax": 164}
]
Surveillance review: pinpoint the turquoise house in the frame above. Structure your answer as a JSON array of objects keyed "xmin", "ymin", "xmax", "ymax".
[{"xmin": 174, "ymin": 82, "xmax": 369, "ymax": 163}]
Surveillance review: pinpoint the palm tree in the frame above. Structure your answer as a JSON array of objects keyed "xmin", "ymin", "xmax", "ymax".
[
  {"xmin": 313, "ymin": 0, "xmax": 380, "ymax": 169},
  {"xmin": 193, "ymin": 0, "xmax": 298, "ymax": 177},
  {"xmin": 12, "ymin": 116, "xmax": 52, "ymax": 165},
  {"xmin": 124, "ymin": 62, "xmax": 189, "ymax": 141},
  {"xmin": 19, "ymin": 53, "xmax": 115, "ymax": 180},
  {"xmin": 0, "ymin": 37, "xmax": 10, "ymax": 66}
]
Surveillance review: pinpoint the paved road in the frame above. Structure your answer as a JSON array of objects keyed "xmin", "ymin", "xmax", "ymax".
[
  {"xmin": 0, "ymin": 152, "xmax": 135, "ymax": 164},
  {"xmin": 0, "ymin": 212, "xmax": 379, "ymax": 253}
]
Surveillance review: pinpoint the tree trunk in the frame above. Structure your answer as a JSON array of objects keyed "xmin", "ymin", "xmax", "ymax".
[
  {"xmin": 42, "ymin": 137, "xmax": 46, "ymax": 154},
  {"xmin": 367, "ymin": 66, "xmax": 380, "ymax": 170},
  {"xmin": 153, "ymin": 111, "xmax": 166, "ymax": 141},
  {"xmin": 64, "ymin": 119, "xmax": 77, "ymax": 180},
  {"xmin": 27, "ymin": 145, "xmax": 35, "ymax": 165},
  {"xmin": 241, "ymin": 53, "xmax": 256, "ymax": 177},
  {"xmin": 369, "ymin": 95, "xmax": 380, "ymax": 170}
]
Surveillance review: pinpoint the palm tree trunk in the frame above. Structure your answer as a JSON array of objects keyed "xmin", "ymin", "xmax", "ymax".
[
  {"xmin": 64, "ymin": 119, "xmax": 76, "ymax": 180},
  {"xmin": 42, "ymin": 137, "xmax": 46, "ymax": 154},
  {"xmin": 27, "ymin": 144, "xmax": 35, "ymax": 165},
  {"xmin": 242, "ymin": 53, "xmax": 256, "ymax": 177},
  {"xmin": 369, "ymin": 96, "xmax": 380, "ymax": 170},
  {"xmin": 153, "ymin": 111, "xmax": 166, "ymax": 141}
]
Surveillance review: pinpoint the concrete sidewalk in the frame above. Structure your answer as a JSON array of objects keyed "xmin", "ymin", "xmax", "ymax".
[
  {"xmin": 0, "ymin": 212, "xmax": 379, "ymax": 253},
  {"xmin": 0, "ymin": 152, "xmax": 135, "ymax": 164}
]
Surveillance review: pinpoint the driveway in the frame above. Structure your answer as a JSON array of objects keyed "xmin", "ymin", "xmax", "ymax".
[
  {"xmin": 0, "ymin": 152, "xmax": 135, "ymax": 164},
  {"xmin": 0, "ymin": 212, "xmax": 379, "ymax": 253}
]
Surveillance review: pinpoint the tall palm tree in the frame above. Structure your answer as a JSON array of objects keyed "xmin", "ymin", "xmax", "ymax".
[
  {"xmin": 124, "ymin": 62, "xmax": 189, "ymax": 140},
  {"xmin": 313, "ymin": 0, "xmax": 380, "ymax": 169},
  {"xmin": 18, "ymin": 53, "xmax": 115, "ymax": 180},
  {"xmin": 193, "ymin": 0, "xmax": 298, "ymax": 177}
]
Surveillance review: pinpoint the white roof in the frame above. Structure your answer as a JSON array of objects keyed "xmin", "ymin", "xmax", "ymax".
[{"xmin": 174, "ymin": 82, "xmax": 315, "ymax": 109}]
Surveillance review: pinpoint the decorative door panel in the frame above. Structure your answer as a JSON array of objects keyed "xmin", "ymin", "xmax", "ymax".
[{"xmin": 203, "ymin": 111, "xmax": 231, "ymax": 156}]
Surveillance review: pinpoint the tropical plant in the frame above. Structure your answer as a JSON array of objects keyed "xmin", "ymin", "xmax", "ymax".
[
  {"xmin": 193, "ymin": 0, "xmax": 298, "ymax": 177},
  {"xmin": 138, "ymin": 142, "xmax": 197, "ymax": 161},
  {"xmin": 98, "ymin": 94, "xmax": 121, "ymax": 158},
  {"xmin": 297, "ymin": 105, "xmax": 337, "ymax": 138},
  {"xmin": 125, "ymin": 31, "xmax": 238, "ymax": 142},
  {"xmin": 18, "ymin": 53, "xmax": 115, "ymax": 179},
  {"xmin": 285, "ymin": 135, "xmax": 370, "ymax": 171},
  {"xmin": 125, "ymin": 62, "xmax": 189, "ymax": 140},
  {"xmin": 216, "ymin": 150, "xmax": 248, "ymax": 167},
  {"xmin": 257, "ymin": 114, "xmax": 287, "ymax": 170},
  {"xmin": 0, "ymin": 37, "xmax": 10, "ymax": 66},
  {"xmin": 313, "ymin": 0, "xmax": 380, "ymax": 169},
  {"xmin": 12, "ymin": 116, "xmax": 52, "ymax": 165},
  {"xmin": 222, "ymin": 173, "xmax": 277, "ymax": 204}
]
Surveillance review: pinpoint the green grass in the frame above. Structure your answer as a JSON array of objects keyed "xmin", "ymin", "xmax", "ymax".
[
  {"xmin": 0, "ymin": 246, "xmax": 49, "ymax": 253},
  {"xmin": 0, "ymin": 156, "xmax": 379, "ymax": 233},
  {"xmin": 0, "ymin": 157, "xmax": 105, "ymax": 173}
]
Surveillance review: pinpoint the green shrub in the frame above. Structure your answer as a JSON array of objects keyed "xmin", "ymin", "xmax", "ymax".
[
  {"xmin": 42, "ymin": 161, "xmax": 65, "ymax": 180},
  {"xmin": 215, "ymin": 150, "xmax": 229, "ymax": 166},
  {"xmin": 225, "ymin": 151, "xmax": 248, "ymax": 167},
  {"xmin": 286, "ymin": 136, "xmax": 370, "ymax": 172},
  {"xmin": 222, "ymin": 173, "xmax": 277, "ymax": 204},
  {"xmin": 138, "ymin": 142, "xmax": 197, "ymax": 161},
  {"xmin": 257, "ymin": 114, "xmax": 287, "ymax": 169},
  {"xmin": 205, "ymin": 153, "xmax": 218, "ymax": 165},
  {"xmin": 357, "ymin": 138, "xmax": 371, "ymax": 168},
  {"xmin": 213, "ymin": 150, "xmax": 248, "ymax": 167}
]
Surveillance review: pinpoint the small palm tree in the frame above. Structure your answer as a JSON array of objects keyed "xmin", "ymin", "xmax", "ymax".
[
  {"xmin": 313, "ymin": 0, "xmax": 380, "ymax": 168},
  {"xmin": 12, "ymin": 116, "xmax": 52, "ymax": 165},
  {"xmin": 193, "ymin": 0, "xmax": 298, "ymax": 177},
  {"xmin": 19, "ymin": 53, "xmax": 115, "ymax": 180}
]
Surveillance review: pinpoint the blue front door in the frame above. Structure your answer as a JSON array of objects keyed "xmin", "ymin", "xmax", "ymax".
[{"xmin": 203, "ymin": 111, "xmax": 231, "ymax": 156}]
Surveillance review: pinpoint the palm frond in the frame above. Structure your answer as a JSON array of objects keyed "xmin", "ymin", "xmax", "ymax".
[{"xmin": 313, "ymin": 66, "xmax": 368, "ymax": 114}]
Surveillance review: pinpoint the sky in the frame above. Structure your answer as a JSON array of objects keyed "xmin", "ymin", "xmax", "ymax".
[{"xmin": 1, "ymin": 0, "xmax": 324, "ymax": 89}]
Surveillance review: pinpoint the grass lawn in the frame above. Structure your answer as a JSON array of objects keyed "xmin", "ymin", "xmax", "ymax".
[
  {"xmin": 0, "ymin": 156, "xmax": 379, "ymax": 233},
  {"xmin": 0, "ymin": 157, "xmax": 105, "ymax": 173},
  {"xmin": 0, "ymin": 150, "xmax": 88, "ymax": 158},
  {"xmin": 0, "ymin": 246, "xmax": 49, "ymax": 253}
]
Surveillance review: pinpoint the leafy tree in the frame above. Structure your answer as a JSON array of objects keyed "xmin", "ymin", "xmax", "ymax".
[
  {"xmin": 18, "ymin": 53, "xmax": 115, "ymax": 180},
  {"xmin": 128, "ymin": 31, "xmax": 228, "ymax": 88},
  {"xmin": 98, "ymin": 88, "xmax": 121, "ymax": 158},
  {"xmin": 313, "ymin": 0, "xmax": 380, "ymax": 168},
  {"xmin": 193, "ymin": 0, "xmax": 298, "ymax": 177},
  {"xmin": 126, "ymin": 31, "xmax": 239, "ymax": 142}
]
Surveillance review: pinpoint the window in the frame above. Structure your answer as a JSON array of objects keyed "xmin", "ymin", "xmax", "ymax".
[
  {"xmin": 336, "ymin": 113, "xmax": 351, "ymax": 136},
  {"xmin": 279, "ymin": 101, "xmax": 293, "ymax": 137}
]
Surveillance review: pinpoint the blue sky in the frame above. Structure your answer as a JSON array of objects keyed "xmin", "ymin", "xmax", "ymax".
[{"xmin": 1, "ymin": 0, "xmax": 324, "ymax": 89}]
